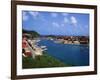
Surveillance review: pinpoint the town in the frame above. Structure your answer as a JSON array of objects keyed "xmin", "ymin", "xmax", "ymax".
[{"xmin": 40, "ymin": 35, "xmax": 89, "ymax": 45}]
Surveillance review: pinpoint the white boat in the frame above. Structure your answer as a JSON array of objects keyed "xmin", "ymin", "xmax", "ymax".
[
  {"xmin": 43, "ymin": 48, "xmax": 47, "ymax": 51},
  {"xmin": 36, "ymin": 39, "xmax": 41, "ymax": 42},
  {"xmin": 41, "ymin": 46, "xmax": 47, "ymax": 48},
  {"xmin": 50, "ymin": 38, "xmax": 53, "ymax": 40}
]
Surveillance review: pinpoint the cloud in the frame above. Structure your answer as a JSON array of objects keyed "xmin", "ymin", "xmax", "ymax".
[
  {"xmin": 61, "ymin": 23, "xmax": 65, "ymax": 27},
  {"xmin": 52, "ymin": 22, "xmax": 60, "ymax": 27},
  {"xmin": 60, "ymin": 17, "xmax": 69, "ymax": 27},
  {"xmin": 28, "ymin": 11, "xmax": 39, "ymax": 19},
  {"xmin": 23, "ymin": 12, "xmax": 29, "ymax": 21},
  {"xmin": 64, "ymin": 17, "xmax": 69, "ymax": 23},
  {"xmin": 51, "ymin": 13, "xmax": 58, "ymax": 18},
  {"xmin": 85, "ymin": 25, "xmax": 89, "ymax": 28},
  {"xmin": 62, "ymin": 13, "xmax": 69, "ymax": 16},
  {"xmin": 70, "ymin": 16, "xmax": 77, "ymax": 26}
]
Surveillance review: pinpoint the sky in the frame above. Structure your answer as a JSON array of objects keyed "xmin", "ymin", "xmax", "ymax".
[{"xmin": 22, "ymin": 11, "xmax": 89, "ymax": 36}]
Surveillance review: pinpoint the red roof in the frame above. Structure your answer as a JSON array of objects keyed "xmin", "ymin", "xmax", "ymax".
[{"xmin": 22, "ymin": 38, "xmax": 28, "ymax": 48}]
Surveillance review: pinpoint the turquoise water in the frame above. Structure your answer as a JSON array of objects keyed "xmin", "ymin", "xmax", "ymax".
[{"xmin": 38, "ymin": 39, "xmax": 89, "ymax": 66}]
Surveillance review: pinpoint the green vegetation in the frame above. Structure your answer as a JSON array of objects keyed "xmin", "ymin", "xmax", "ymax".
[
  {"xmin": 22, "ymin": 52, "xmax": 71, "ymax": 69},
  {"xmin": 23, "ymin": 29, "xmax": 40, "ymax": 38}
]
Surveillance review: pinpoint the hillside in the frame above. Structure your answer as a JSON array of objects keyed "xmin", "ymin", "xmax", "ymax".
[{"xmin": 22, "ymin": 29, "xmax": 40, "ymax": 38}]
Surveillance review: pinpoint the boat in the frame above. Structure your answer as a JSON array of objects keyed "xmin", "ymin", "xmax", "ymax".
[{"xmin": 41, "ymin": 46, "xmax": 47, "ymax": 48}]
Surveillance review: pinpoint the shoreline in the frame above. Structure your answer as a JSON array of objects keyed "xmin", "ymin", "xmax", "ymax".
[{"xmin": 35, "ymin": 38, "xmax": 89, "ymax": 45}]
